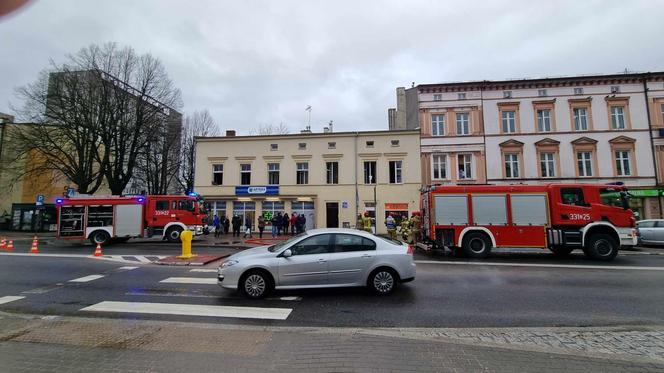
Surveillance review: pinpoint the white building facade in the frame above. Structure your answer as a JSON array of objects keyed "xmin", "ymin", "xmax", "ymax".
[{"xmin": 413, "ymin": 72, "xmax": 664, "ymax": 219}]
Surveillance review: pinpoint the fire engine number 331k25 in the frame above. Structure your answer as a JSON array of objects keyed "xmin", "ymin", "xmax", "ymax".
[
  {"xmin": 55, "ymin": 195, "xmax": 207, "ymax": 245},
  {"xmin": 420, "ymin": 184, "xmax": 637, "ymax": 261}
]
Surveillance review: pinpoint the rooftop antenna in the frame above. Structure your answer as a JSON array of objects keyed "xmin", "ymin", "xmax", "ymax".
[{"xmin": 305, "ymin": 105, "xmax": 312, "ymax": 128}]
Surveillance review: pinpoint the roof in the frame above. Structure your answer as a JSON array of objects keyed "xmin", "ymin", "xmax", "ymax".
[{"xmin": 195, "ymin": 129, "xmax": 420, "ymax": 142}]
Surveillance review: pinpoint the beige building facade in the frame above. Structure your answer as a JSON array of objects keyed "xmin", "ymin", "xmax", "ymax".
[{"xmin": 194, "ymin": 130, "xmax": 421, "ymax": 234}]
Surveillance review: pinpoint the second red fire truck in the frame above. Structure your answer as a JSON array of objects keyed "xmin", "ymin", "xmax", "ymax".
[
  {"xmin": 420, "ymin": 183, "xmax": 637, "ymax": 261},
  {"xmin": 56, "ymin": 194, "xmax": 207, "ymax": 245}
]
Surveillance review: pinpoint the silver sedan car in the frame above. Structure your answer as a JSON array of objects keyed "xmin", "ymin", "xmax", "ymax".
[{"xmin": 217, "ymin": 228, "xmax": 416, "ymax": 299}]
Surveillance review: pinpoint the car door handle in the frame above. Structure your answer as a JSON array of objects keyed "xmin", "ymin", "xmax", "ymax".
[
  {"xmin": 361, "ymin": 254, "xmax": 372, "ymax": 258},
  {"xmin": 318, "ymin": 259, "xmax": 327, "ymax": 263}
]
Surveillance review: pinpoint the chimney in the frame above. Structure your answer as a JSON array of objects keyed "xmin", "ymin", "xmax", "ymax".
[{"xmin": 226, "ymin": 129, "xmax": 236, "ymax": 137}]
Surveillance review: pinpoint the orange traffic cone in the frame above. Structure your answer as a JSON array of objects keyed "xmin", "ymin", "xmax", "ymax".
[
  {"xmin": 0, "ymin": 237, "xmax": 6, "ymax": 250},
  {"xmin": 29, "ymin": 236, "xmax": 39, "ymax": 254},
  {"xmin": 93, "ymin": 243, "xmax": 103, "ymax": 257},
  {"xmin": 6, "ymin": 240, "xmax": 14, "ymax": 251}
]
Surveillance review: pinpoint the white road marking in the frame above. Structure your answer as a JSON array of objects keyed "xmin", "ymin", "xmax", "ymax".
[
  {"xmin": 0, "ymin": 296, "xmax": 25, "ymax": 305},
  {"xmin": 68, "ymin": 274, "xmax": 105, "ymax": 283},
  {"xmin": 160, "ymin": 277, "xmax": 217, "ymax": 285},
  {"xmin": 414, "ymin": 260, "xmax": 664, "ymax": 271},
  {"xmin": 275, "ymin": 296, "xmax": 301, "ymax": 301},
  {"xmin": 117, "ymin": 266, "xmax": 139, "ymax": 271},
  {"xmin": 134, "ymin": 256, "xmax": 152, "ymax": 263},
  {"xmin": 80, "ymin": 301, "xmax": 292, "ymax": 320},
  {"xmin": 124, "ymin": 291, "xmax": 301, "ymax": 301},
  {"xmin": 190, "ymin": 269, "xmax": 218, "ymax": 273}
]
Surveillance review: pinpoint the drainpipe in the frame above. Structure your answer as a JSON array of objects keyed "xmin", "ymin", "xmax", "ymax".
[
  {"xmin": 480, "ymin": 82, "xmax": 489, "ymax": 184},
  {"xmin": 354, "ymin": 131, "xmax": 359, "ymax": 225},
  {"xmin": 642, "ymin": 73, "xmax": 663, "ymax": 217}
]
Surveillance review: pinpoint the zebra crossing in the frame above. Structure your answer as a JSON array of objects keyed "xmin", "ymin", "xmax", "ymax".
[
  {"xmin": 95, "ymin": 254, "xmax": 167, "ymax": 264},
  {"xmin": 79, "ymin": 268, "xmax": 300, "ymax": 321}
]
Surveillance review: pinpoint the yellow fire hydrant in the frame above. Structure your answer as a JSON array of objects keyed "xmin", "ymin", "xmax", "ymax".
[{"xmin": 177, "ymin": 230, "xmax": 197, "ymax": 259}]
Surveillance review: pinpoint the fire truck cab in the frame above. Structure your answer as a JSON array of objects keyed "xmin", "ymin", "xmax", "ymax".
[
  {"xmin": 421, "ymin": 184, "xmax": 637, "ymax": 261},
  {"xmin": 56, "ymin": 195, "xmax": 207, "ymax": 245}
]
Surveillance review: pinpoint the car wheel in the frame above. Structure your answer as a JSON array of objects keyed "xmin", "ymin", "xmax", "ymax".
[
  {"xmin": 462, "ymin": 231, "xmax": 492, "ymax": 259},
  {"xmin": 549, "ymin": 245, "xmax": 574, "ymax": 256},
  {"xmin": 368, "ymin": 268, "xmax": 398, "ymax": 295},
  {"xmin": 89, "ymin": 230, "xmax": 111, "ymax": 246},
  {"xmin": 165, "ymin": 226, "xmax": 183, "ymax": 243},
  {"xmin": 239, "ymin": 270, "xmax": 273, "ymax": 299},
  {"xmin": 584, "ymin": 233, "xmax": 619, "ymax": 261}
]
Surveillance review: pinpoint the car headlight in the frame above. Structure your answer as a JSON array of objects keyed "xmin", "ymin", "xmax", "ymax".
[{"xmin": 221, "ymin": 260, "xmax": 239, "ymax": 268}]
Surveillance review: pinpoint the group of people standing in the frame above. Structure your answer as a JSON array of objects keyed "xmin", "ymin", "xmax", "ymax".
[{"xmin": 213, "ymin": 212, "xmax": 307, "ymax": 239}]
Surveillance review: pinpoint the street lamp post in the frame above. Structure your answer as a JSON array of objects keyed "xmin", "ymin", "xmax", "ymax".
[{"xmin": 371, "ymin": 175, "xmax": 377, "ymax": 234}]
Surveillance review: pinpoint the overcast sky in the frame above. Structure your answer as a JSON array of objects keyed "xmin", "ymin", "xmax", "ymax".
[{"xmin": 1, "ymin": 0, "xmax": 663, "ymax": 133}]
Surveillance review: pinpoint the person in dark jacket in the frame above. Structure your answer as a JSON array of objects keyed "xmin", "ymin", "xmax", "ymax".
[
  {"xmin": 270, "ymin": 214, "xmax": 279, "ymax": 238},
  {"xmin": 282, "ymin": 213, "xmax": 290, "ymax": 236},
  {"xmin": 297, "ymin": 214, "xmax": 306, "ymax": 234},
  {"xmin": 244, "ymin": 216, "xmax": 253, "ymax": 238},
  {"xmin": 275, "ymin": 212, "xmax": 283, "ymax": 235},
  {"xmin": 222, "ymin": 216, "xmax": 230, "ymax": 235},
  {"xmin": 257, "ymin": 215, "xmax": 266, "ymax": 239},
  {"xmin": 231, "ymin": 215, "xmax": 241, "ymax": 237}
]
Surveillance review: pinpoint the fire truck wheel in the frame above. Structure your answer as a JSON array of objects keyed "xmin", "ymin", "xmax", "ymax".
[
  {"xmin": 549, "ymin": 246, "xmax": 574, "ymax": 256},
  {"xmin": 89, "ymin": 230, "xmax": 111, "ymax": 246},
  {"xmin": 166, "ymin": 226, "xmax": 184, "ymax": 243},
  {"xmin": 585, "ymin": 233, "xmax": 619, "ymax": 261},
  {"xmin": 462, "ymin": 231, "xmax": 492, "ymax": 258}
]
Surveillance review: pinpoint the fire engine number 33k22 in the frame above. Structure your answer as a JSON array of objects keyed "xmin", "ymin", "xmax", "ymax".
[
  {"xmin": 420, "ymin": 184, "xmax": 637, "ymax": 261},
  {"xmin": 55, "ymin": 195, "xmax": 207, "ymax": 245}
]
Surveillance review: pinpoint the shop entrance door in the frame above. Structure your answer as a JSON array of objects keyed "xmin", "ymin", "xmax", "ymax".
[{"xmin": 326, "ymin": 202, "xmax": 339, "ymax": 228}]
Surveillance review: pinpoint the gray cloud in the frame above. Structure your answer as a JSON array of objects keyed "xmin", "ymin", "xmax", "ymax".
[{"xmin": 1, "ymin": 0, "xmax": 662, "ymax": 133}]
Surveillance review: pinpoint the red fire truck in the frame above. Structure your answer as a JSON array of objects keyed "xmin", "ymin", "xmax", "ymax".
[
  {"xmin": 56, "ymin": 195, "xmax": 207, "ymax": 245},
  {"xmin": 420, "ymin": 184, "xmax": 637, "ymax": 261}
]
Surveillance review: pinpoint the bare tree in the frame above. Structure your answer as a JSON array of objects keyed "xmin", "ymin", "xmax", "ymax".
[
  {"xmin": 178, "ymin": 110, "xmax": 219, "ymax": 194},
  {"xmin": 249, "ymin": 122, "xmax": 289, "ymax": 135}
]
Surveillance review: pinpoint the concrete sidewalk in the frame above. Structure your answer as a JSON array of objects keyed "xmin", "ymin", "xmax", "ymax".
[{"xmin": 0, "ymin": 312, "xmax": 662, "ymax": 372}]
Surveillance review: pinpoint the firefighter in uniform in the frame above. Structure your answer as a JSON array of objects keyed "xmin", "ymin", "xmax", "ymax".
[
  {"xmin": 410, "ymin": 212, "xmax": 422, "ymax": 245},
  {"xmin": 385, "ymin": 213, "xmax": 397, "ymax": 240},
  {"xmin": 356, "ymin": 214, "xmax": 364, "ymax": 230},
  {"xmin": 361, "ymin": 212, "xmax": 373, "ymax": 233}
]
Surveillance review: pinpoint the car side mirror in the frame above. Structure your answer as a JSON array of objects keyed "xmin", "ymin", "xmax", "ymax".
[{"xmin": 281, "ymin": 249, "xmax": 292, "ymax": 258}]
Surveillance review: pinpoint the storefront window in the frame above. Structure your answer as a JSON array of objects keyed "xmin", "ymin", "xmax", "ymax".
[
  {"xmin": 233, "ymin": 201, "xmax": 255, "ymax": 229},
  {"xmin": 262, "ymin": 201, "xmax": 285, "ymax": 224}
]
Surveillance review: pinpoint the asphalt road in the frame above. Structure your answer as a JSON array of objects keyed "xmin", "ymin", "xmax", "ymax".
[{"xmin": 1, "ymin": 246, "xmax": 663, "ymax": 328}]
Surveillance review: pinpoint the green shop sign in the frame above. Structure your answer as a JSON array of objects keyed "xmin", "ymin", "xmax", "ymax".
[{"xmin": 628, "ymin": 189, "xmax": 663, "ymax": 197}]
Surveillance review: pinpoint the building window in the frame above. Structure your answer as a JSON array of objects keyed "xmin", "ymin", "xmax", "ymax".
[
  {"xmin": 364, "ymin": 161, "xmax": 377, "ymax": 184},
  {"xmin": 577, "ymin": 151, "xmax": 593, "ymax": 177},
  {"xmin": 458, "ymin": 93, "xmax": 467, "ymax": 100},
  {"xmin": 458, "ymin": 154, "xmax": 472, "ymax": 179},
  {"xmin": 661, "ymin": 104, "xmax": 664, "ymax": 124},
  {"xmin": 540, "ymin": 153, "xmax": 556, "ymax": 178},
  {"xmin": 328, "ymin": 142, "xmax": 336, "ymax": 149},
  {"xmin": 573, "ymin": 108, "xmax": 588, "ymax": 131},
  {"xmin": 391, "ymin": 140, "xmax": 400, "ymax": 147},
  {"xmin": 537, "ymin": 109, "xmax": 551, "ymax": 132},
  {"xmin": 240, "ymin": 164, "xmax": 251, "ymax": 185},
  {"xmin": 298, "ymin": 143, "xmax": 307, "ymax": 150},
  {"xmin": 433, "ymin": 94, "xmax": 442, "ymax": 101},
  {"xmin": 366, "ymin": 141, "xmax": 374, "ymax": 148},
  {"xmin": 326, "ymin": 162, "xmax": 339, "ymax": 184},
  {"xmin": 268, "ymin": 163, "xmax": 280, "ymax": 185},
  {"xmin": 389, "ymin": 161, "xmax": 403, "ymax": 184},
  {"xmin": 270, "ymin": 143, "xmax": 278, "ymax": 151},
  {"xmin": 574, "ymin": 87, "xmax": 584, "ymax": 95},
  {"xmin": 503, "ymin": 91, "xmax": 512, "ymax": 98},
  {"xmin": 538, "ymin": 89, "xmax": 547, "ymax": 97},
  {"xmin": 501, "ymin": 111, "xmax": 516, "ymax": 133},
  {"xmin": 212, "ymin": 164, "xmax": 223, "ymax": 185},
  {"xmin": 611, "ymin": 106, "xmax": 626, "ymax": 129},
  {"xmin": 432, "ymin": 154, "xmax": 447, "ymax": 180},
  {"xmin": 615, "ymin": 150, "xmax": 631, "ymax": 176},
  {"xmin": 296, "ymin": 162, "xmax": 309, "ymax": 184},
  {"xmin": 611, "ymin": 86, "xmax": 621, "ymax": 94},
  {"xmin": 431, "ymin": 114, "xmax": 445, "ymax": 136},
  {"xmin": 456, "ymin": 113, "xmax": 470, "ymax": 135},
  {"xmin": 504, "ymin": 153, "xmax": 519, "ymax": 178}
]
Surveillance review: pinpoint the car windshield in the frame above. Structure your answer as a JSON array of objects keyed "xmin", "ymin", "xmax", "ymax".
[{"xmin": 268, "ymin": 233, "xmax": 307, "ymax": 252}]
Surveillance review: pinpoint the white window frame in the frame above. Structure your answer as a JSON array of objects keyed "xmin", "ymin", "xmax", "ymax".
[
  {"xmin": 431, "ymin": 154, "xmax": 447, "ymax": 180},
  {"xmin": 433, "ymin": 94, "xmax": 442, "ymax": 101},
  {"xmin": 456, "ymin": 113, "xmax": 470, "ymax": 135},
  {"xmin": 364, "ymin": 161, "xmax": 377, "ymax": 184},
  {"xmin": 537, "ymin": 109, "xmax": 551, "ymax": 132},
  {"xmin": 296, "ymin": 162, "xmax": 309, "ymax": 185},
  {"xmin": 615, "ymin": 150, "xmax": 631, "ymax": 176},
  {"xmin": 267, "ymin": 163, "xmax": 280, "ymax": 185},
  {"xmin": 577, "ymin": 151, "xmax": 593, "ymax": 177},
  {"xmin": 574, "ymin": 87, "xmax": 584, "ymax": 95},
  {"xmin": 326, "ymin": 161, "xmax": 339, "ymax": 184},
  {"xmin": 389, "ymin": 160, "xmax": 403, "ymax": 184},
  {"xmin": 431, "ymin": 114, "xmax": 445, "ymax": 136},
  {"xmin": 458, "ymin": 93, "xmax": 466, "ymax": 100},
  {"xmin": 503, "ymin": 91, "xmax": 512, "ymax": 98},
  {"xmin": 504, "ymin": 153, "xmax": 520, "ymax": 178},
  {"xmin": 501, "ymin": 110, "xmax": 516, "ymax": 133},
  {"xmin": 212, "ymin": 164, "xmax": 224, "ymax": 185},
  {"xmin": 457, "ymin": 154, "xmax": 473, "ymax": 180},
  {"xmin": 540, "ymin": 152, "xmax": 555, "ymax": 178},
  {"xmin": 574, "ymin": 108, "xmax": 588, "ymax": 131},
  {"xmin": 538, "ymin": 89, "xmax": 547, "ymax": 97},
  {"xmin": 240, "ymin": 164, "xmax": 251, "ymax": 185},
  {"xmin": 611, "ymin": 106, "xmax": 626, "ymax": 129}
]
